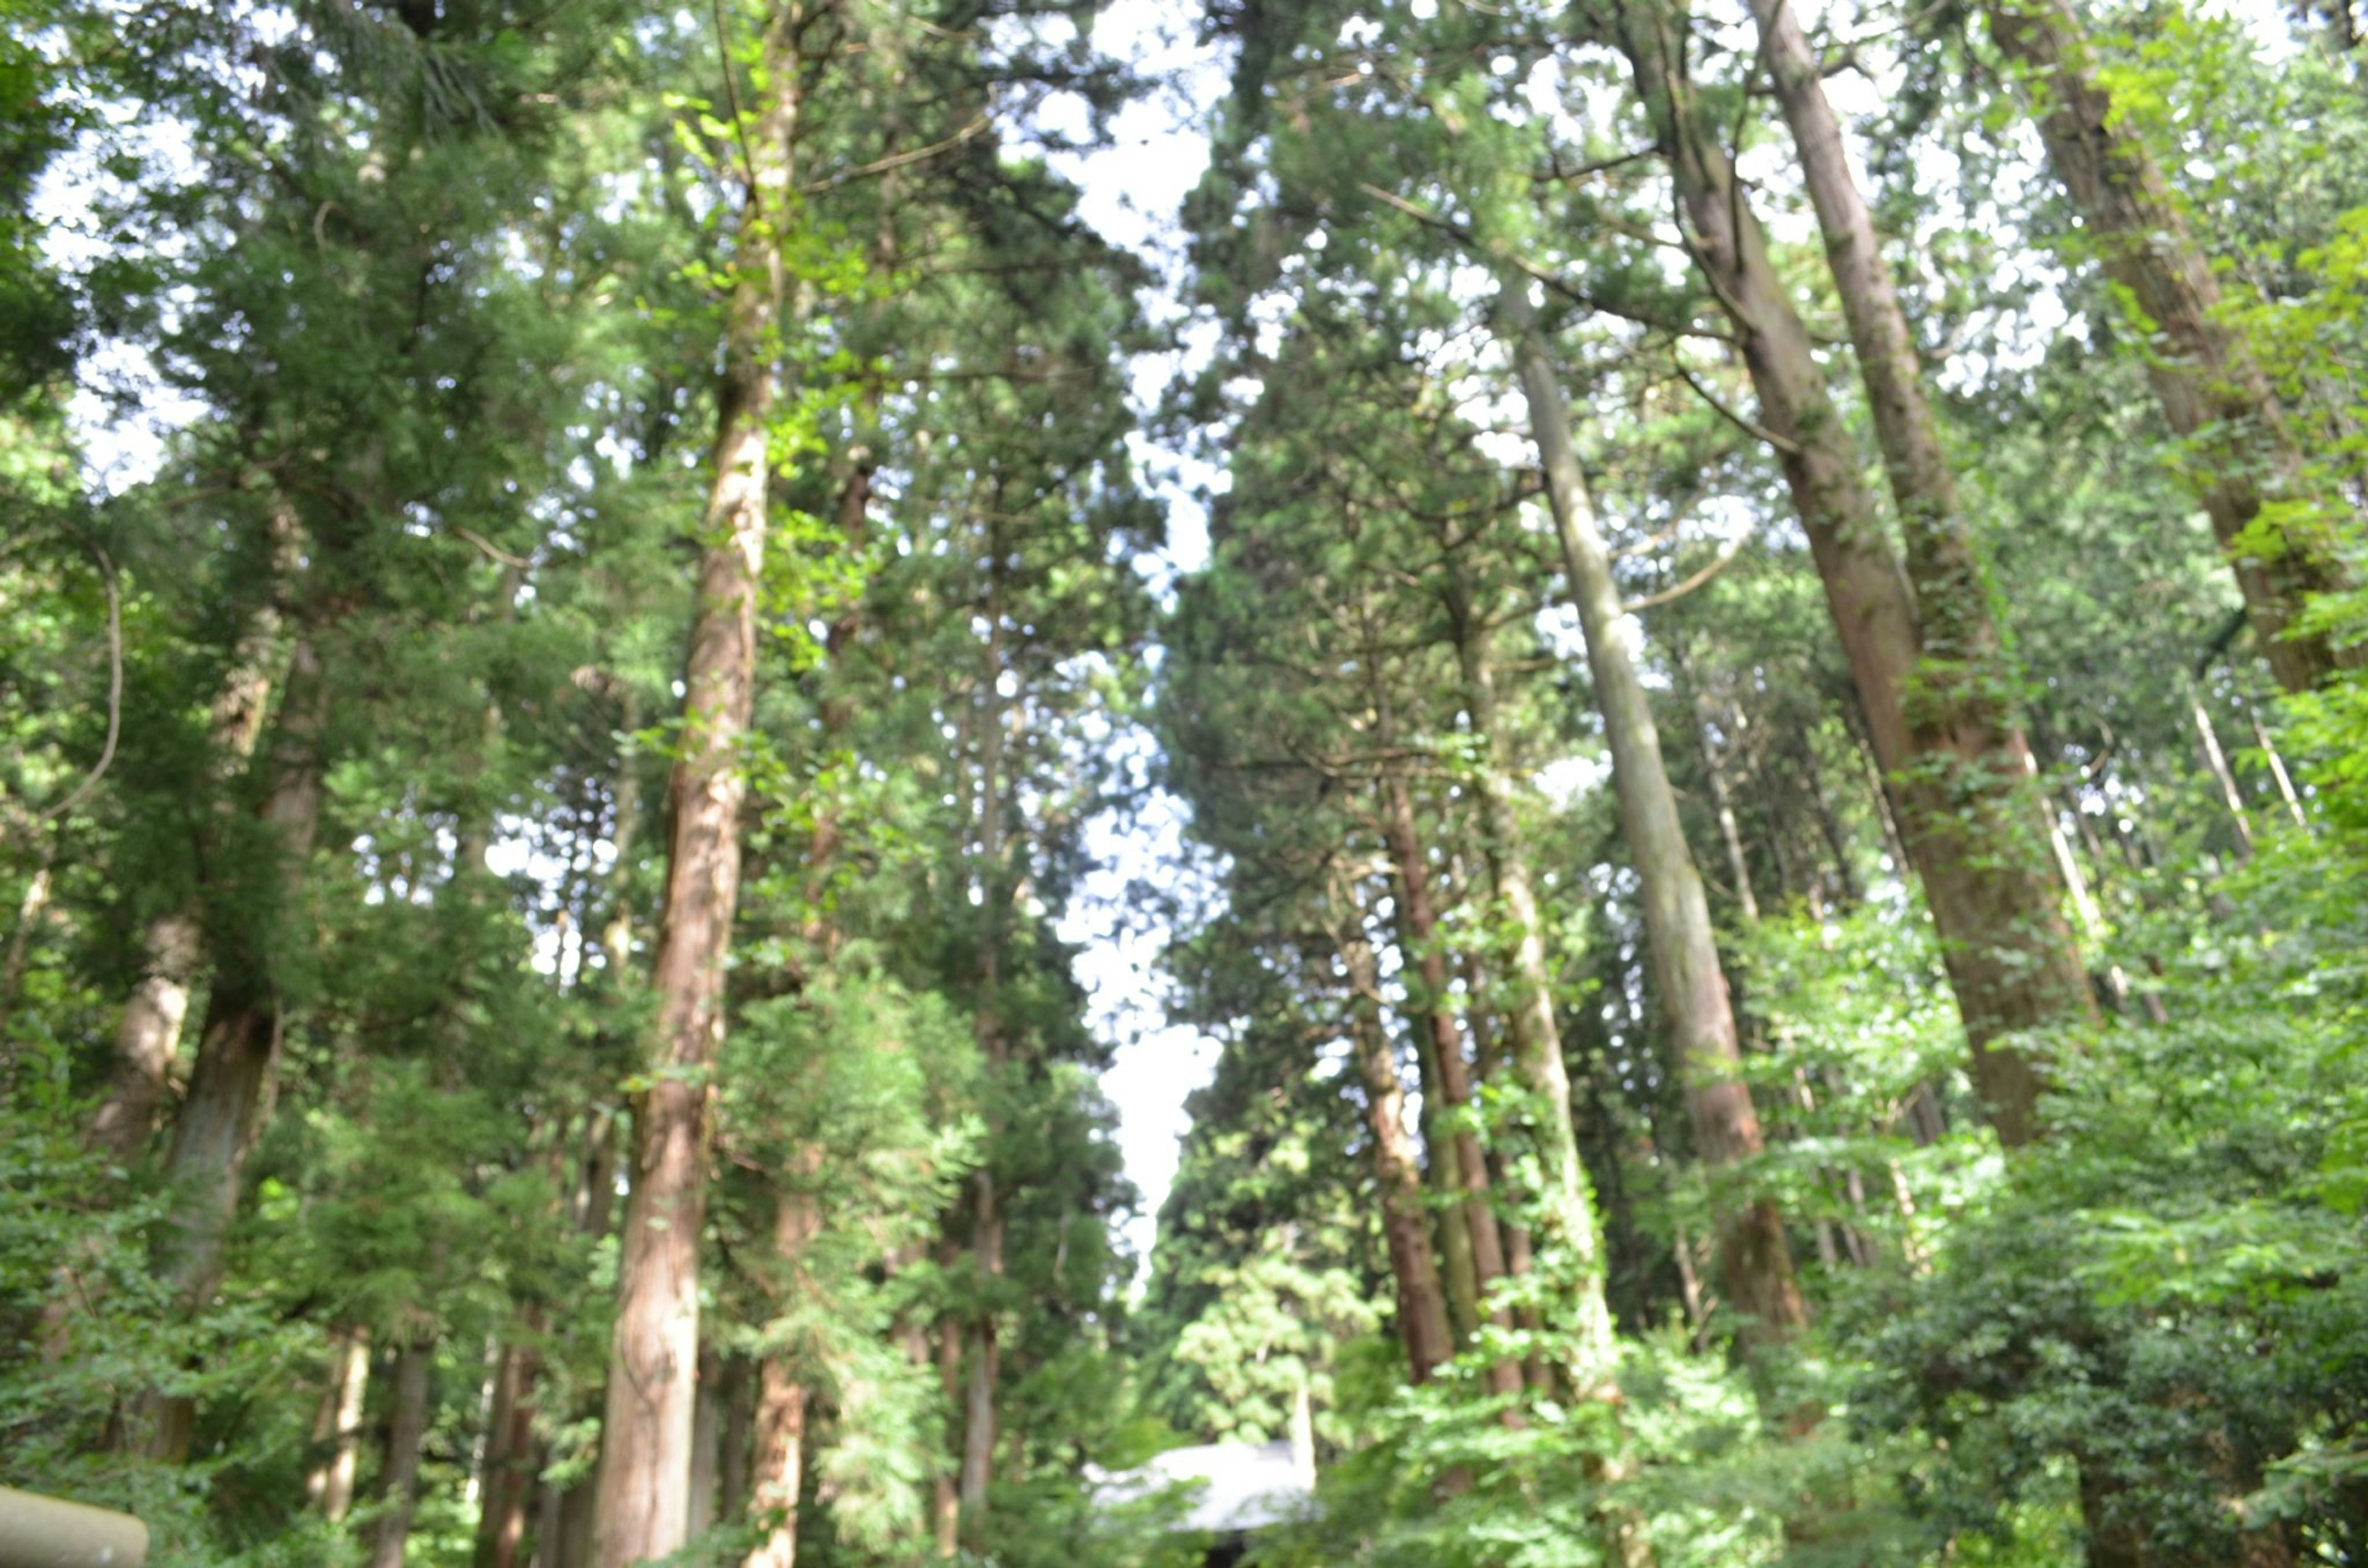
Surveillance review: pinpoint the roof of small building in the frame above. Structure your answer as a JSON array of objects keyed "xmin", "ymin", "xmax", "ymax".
[{"xmin": 1089, "ymin": 1439, "xmax": 1314, "ymax": 1534}]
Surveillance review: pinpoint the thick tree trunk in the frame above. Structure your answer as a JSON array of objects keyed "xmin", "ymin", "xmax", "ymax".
[
  {"xmin": 1613, "ymin": 9, "xmax": 2095, "ymax": 1146},
  {"xmin": 1983, "ymin": 0, "xmax": 2351, "ymax": 692},
  {"xmin": 1493, "ymin": 332, "xmax": 1800, "ymax": 1329},
  {"xmin": 1336, "ymin": 916, "xmax": 1457, "ymax": 1382},
  {"xmin": 308, "ymin": 1325, "xmax": 372, "ymax": 1523},
  {"xmin": 591, "ymin": 22, "xmax": 798, "ymax": 1564},
  {"xmin": 369, "ymin": 1334, "xmax": 435, "ymax": 1568},
  {"xmin": 1746, "ymin": 0, "xmax": 2103, "ymax": 1072},
  {"xmin": 129, "ymin": 633, "xmax": 329, "ymax": 1459},
  {"xmin": 89, "ymin": 503, "xmax": 297, "ymax": 1166}
]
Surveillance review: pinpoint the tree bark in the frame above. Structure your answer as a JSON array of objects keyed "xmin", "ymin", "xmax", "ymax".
[
  {"xmin": 959, "ymin": 533, "xmax": 1013, "ymax": 1546},
  {"xmin": 88, "ymin": 502, "xmax": 300, "ymax": 1165},
  {"xmin": 1610, "ymin": 7, "xmax": 2095, "ymax": 1147},
  {"xmin": 590, "ymin": 17, "xmax": 799, "ymax": 1563},
  {"xmin": 1335, "ymin": 911, "xmax": 1457, "ymax": 1383},
  {"xmin": 1375, "ymin": 768, "xmax": 1523, "ymax": 1397},
  {"xmin": 1496, "ymin": 303, "xmax": 1809, "ymax": 1336},
  {"xmin": 745, "ymin": 1178, "xmax": 821, "ymax": 1568},
  {"xmin": 689, "ymin": 1343, "xmax": 722, "ymax": 1541},
  {"xmin": 1983, "ymin": 0, "xmax": 2352, "ymax": 692},
  {"xmin": 720, "ymin": 1354, "xmax": 754, "ymax": 1525},
  {"xmin": 932, "ymin": 1316, "xmax": 961, "ymax": 1558},
  {"xmin": 369, "ymin": 1334, "xmax": 435, "ymax": 1568},
  {"xmin": 128, "ymin": 631, "xmax": 329, "ymax": 1459},
  {"xmin": 309, "ymin": 1324, "xmax": 372, "ymax": 1524},
  {"xmin": 474, "ymin": 1329, "xmax": 541, "ymax": 1568},
  {"xmin": 1410, "ymin": 554, "xmax": 1616, "ymax": 1381}
]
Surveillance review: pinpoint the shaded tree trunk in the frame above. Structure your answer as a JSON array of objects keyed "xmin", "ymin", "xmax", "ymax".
[
  {"xmin": 369, "ymin": 1334, "xmax": 435, "ymax": 1568},
  {"xmin": 131, "ymin": 631, "xmax": 330, "ymax": 1459},
  {"xmin": 1423, "ymin": 493, "xmax": 1629, "ymax": 1382},
  {"xmin": 1610, "ymin": 6, "xmax": 2096, "ymax": 1146},
  {"xmin": 745, "ymin": 1179, "xmax": 821, "ymax": 1568},
  {"xmin": 88, "ymin": 501, "xmax": 299, "ymax": 1165},
  {"xmin": 720, "ymin": 1355, "xmax": 754, "ymax": 1525},
  {"xmin": 1334, "ymin": 906, "xmax": 1457, "ymax": 1382},
  {"xmin": 474, "ymin": 1328, "xmax": 541, "ymax": 1568},
  {"xmin": 932, "ymin": 1316, "xmax": 961, "ymax": 1558},
  {"xmin": 1983, "ymin": 0, "xmax": 2351, "ymax": 692},
  {"xmin": 1375, "ymin": 765, "xmax": 1522, "ymax": 1397},
  {"xmin": 689, "ymin": 1344, "xmax": 721, "ymax": 1542},
  {"xmin": 590, "ymin": 17, "xmax": 801, "ymax": 1563}
]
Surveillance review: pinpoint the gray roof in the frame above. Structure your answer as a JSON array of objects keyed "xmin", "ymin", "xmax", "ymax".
[{"xmin": 1090, "ymin": 1440, "xmax": 1315, "ymax": 1533}]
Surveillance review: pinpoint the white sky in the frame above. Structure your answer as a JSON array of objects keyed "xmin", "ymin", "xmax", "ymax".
[{"xmin": 1026, "ymin": 0, "xmax": 1229, "ymax": 1266}]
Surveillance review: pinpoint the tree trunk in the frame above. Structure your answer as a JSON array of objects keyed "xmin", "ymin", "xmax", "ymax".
[
  {"xmin": 1611, "ymin": 8, "xmax": 2095, "ymax": 1147},
  {"xmin": 1496, "ymin": 300, "xmax": 1809, "ymax": 1345},
  {"xmin": 689, "ymin": 1343, "xmax": 721, "ymax": 1541},
  {"xmin": 1336, "ymin": 913, "xmax": 1457, "ymax": 1382},
  {"xmin": 1421, "ymin": 570, "xmax": 1629, "ymax": 1383},
  {"xmin": 130, "ymin": 632, "xmax": 329, "ymax": 1459},
  {"xmin": 474, "ymin": 1329, "xmax": 541, "ymax": 1568},
  {"xmin": 591, "ymin": 18, "xmax": 799, "ymax": 1564},
  {"xmin": 538, "ymin": 1109, "xmax": 620, "ymax": 1568},
  {"xmin": 1375, "ymin": 768, "xmax": 1523, "ymax": 1397},
  {"xmin": 309, "ymin": 1324, "xmax": 372, "ymax": 1524},
  {"xmin": 369, "ymin": 1334, "xmax": 435, "ymax": 1568},
  {"xmin": 1690, "ymin": 686, "xmax": 1760, "ymax": 922},
  {"xmin": 1983, "ymin": 0, "xmax": 2351, "ymax": 693},
  {"xmin": 1747, "ymin": 0, "xmax": 2106, "ymax": 1036},
  {"xmin": 745, "ymin": 1180, "xmax": 821, "ymax": 1568},
  {"xmin": 720, "ymin": 1355, "xmax": 754, "ymax": 1525},
  {"xmin": 932, "ymin": 1317, "xmax": 961, "ymax": 1558},
  {"xmin": 88, "ymin": 503, "xmax": 299, "ymax": 1165}
]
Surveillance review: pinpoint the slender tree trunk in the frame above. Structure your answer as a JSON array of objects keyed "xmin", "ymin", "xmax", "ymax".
[
  {"xmin": 745, "ymin": 1179, "xmax": 821, "ymax": 1568},
  {"xmin": 1375, "ymin": 767, "xmax": 1522, "ymax": 1396},
  {"xmin": 1982, "ymin": 0, "xmax": 2351, "ymax": 692},
  {"xmin": 1455, "ymin": 403, "xmax": 1806, "ymax": 1341},
  {"xmin": 960, "ymin": 534, "xmax": 1013, "ymax": 1545},
  {"xmin": 1462, "ymin": 966, "xmax": 1552, "ymax": 1390},
  {"xmin": 689, "ymin": 1343, "xmax": 721, "ymax": 1541},
  {"xmin": 720, "ymin": 1355, "xmax": 754, "ymax": 1525},
  {"xmin": 1421, "ymin": 507, "xmax": 1619, "ymax": 1385},
  {"xmin": 1688, "ymin": 683, "xmax": 1760, "ymax": 922},
  {"xmin": 369, "ymin": 1334, "xmax": 435, "ymax": 1568},
  {"xmin": 2189, "ymin": 680, "xmax": 2256, "ymax": 857},
  {"xmin": 543, "ymin": 1108, "xmax": 622, "ymax": 1568},
  {"xmin": 932, "ymin": 1316, "xmax": 961, "ymax": 1558},
  {"xmin": 1409, "ymin": 1014, "xmax": 1484, "ymax": 1344},
  {"xmin": 1611, "ymin": 9, "xmax": 2095, "ymax": 1146},
  {"xmin": 591, "ymin": 20, "xmax": 800, "ymax": 1563},
  {"xmin": 1336, "ymin": 911, "xmax": 1457, "ymax": 1382},
  {"xmin": 474, "ymin": 1328, "xmax": 541, "ymax": 1568},
  {"xmin": 309, "ymin": 1325, "xmax": 372, "ymax": 1524}
]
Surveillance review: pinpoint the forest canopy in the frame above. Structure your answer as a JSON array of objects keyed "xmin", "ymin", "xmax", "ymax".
[{"xmin": 2, "ymin": 0, "xmax": 2366, "ymax": 1564}]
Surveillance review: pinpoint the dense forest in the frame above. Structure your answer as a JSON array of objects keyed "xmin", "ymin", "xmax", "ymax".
[{"xmin": 3, "ymin": 0, "xmax": 2366, "ymax": 1562}]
